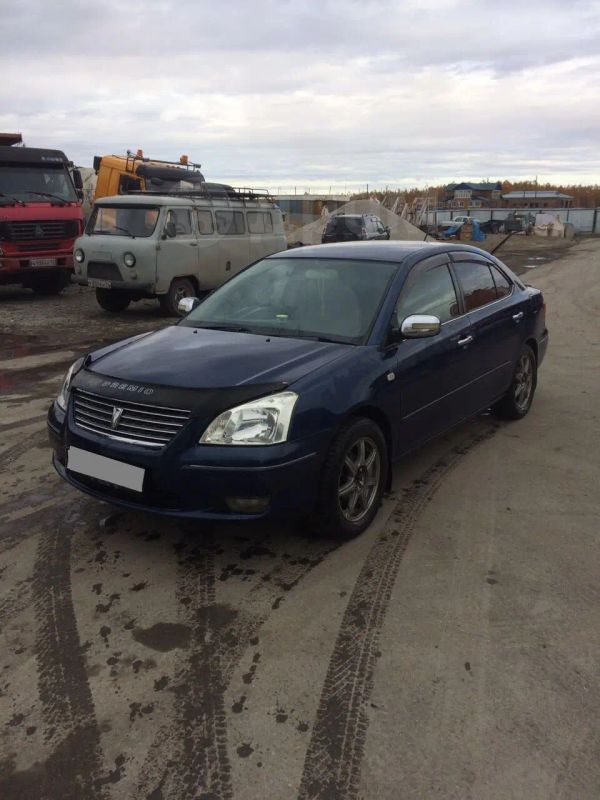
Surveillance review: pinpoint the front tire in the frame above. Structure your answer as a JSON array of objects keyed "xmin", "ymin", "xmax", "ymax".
[
  {"xmin": 311, "ymin": 418, "xmax": 388, "ymax": 539},
  {"xmin": 95, "ymin": 288, "xmax": 131, "ymax": 312},
  {"xmin": 159, "ymin": 277, "xmax": 196, "ymax": 316},
  {"xmin": 493, "ymin": 344, "xmax": 537, "ymax": 420}
]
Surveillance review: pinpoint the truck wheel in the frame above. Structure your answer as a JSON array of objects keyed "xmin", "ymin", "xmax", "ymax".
[
  {"xmin": 95, "ymin": 288, "xmax": 131, "ymax": 312},
  {"xmin": 31, "ymin": 270, "xmax": 69, "ymax": 295},
  {"xmin": 159, "ymin": 277, "xmax": 196, "ymax": 316}
]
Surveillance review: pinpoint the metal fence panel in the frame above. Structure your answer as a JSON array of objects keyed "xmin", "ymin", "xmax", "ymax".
[{"xmin": 424, "ymin": 207, "xmax": 600, "ymax": 232}]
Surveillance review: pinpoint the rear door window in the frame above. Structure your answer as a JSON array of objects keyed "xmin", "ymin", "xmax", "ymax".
[
  {"xmin": 247, "ymin": 211, "xmax": 273, "ymax": 234},
  {"xmin": 453, "ymin": 261, "xmax": 498, "ymax": 311},
  {"xmin": 216, "ymin": 210, "xmax": 246, "ymax": 235},
  {"xmin": 490, "ymin": 264, "xmax": 512, "ymax": 298}
]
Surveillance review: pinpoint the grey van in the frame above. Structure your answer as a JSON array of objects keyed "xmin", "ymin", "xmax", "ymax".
[{"xmin": 72, "ymin": 189, "xmax": 287, "ymax": 315}]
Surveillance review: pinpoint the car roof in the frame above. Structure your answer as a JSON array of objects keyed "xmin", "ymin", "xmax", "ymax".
[{"xmin": 270, "ymin": 240, "xmax": 502, "ymax": 264}]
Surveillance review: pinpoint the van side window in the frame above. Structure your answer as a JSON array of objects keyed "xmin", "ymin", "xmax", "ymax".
[
  {"xmin": 216, "ymin": 211, "xmax": 245, "ymax": 235},
  {"xmin": 167, "ymin": 209, "xmax": 193, "ymax": 235},
  {"xmin": 247, "ymin": 211, "xmax": 273, "ymax": 234},
  {"xmin": 196, "ymin": 210, "xmax": 214, "ymax": 235}
]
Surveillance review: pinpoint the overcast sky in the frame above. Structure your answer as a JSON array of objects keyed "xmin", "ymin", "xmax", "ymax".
[{"xmin": 2, "ymin": 0, "xmax": 599, "ymax": 191}]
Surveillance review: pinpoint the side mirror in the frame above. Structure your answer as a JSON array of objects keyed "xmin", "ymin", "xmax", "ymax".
[
  {"xmin": 385, "ymin": 225, "xmax": 391, "ymax": 233},
  {"xmin": 72, "ymin": 169, "xmax": 83, "ymax": 190},
  {"xmin": 163, "ymin": 221, "xmax": 177, "ymax": 239},
  {"xmin": 177, "ymin": 296, "xmax": 200, "ymax": 315},
  {"xmin": 400, "ymin": 314, "xmax": 441, "ymax": 338}
]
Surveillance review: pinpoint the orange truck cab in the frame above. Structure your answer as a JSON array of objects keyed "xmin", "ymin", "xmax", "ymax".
[{"xmin": 93, "ymin": 150, "xmax": 206, "ymax": 200}]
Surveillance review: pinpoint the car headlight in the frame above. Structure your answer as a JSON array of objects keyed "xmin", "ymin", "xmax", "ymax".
[
  {"xmin": 123, "ymin": 252, "xmax": 136, "ymax": 267},
  {"xmin": 56, "ymin": 358, "xmax": 84, "ymax": 411},
  {"xmin": 74, "ymin": 248, "xmax": 85, "ymax": 263},
  {"xmin": 200, "ymin": 391, "xmax": 298, "ymax": 446}
]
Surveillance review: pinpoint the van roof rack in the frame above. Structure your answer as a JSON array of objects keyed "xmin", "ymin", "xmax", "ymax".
[{"xmin": 127, "ymin": 185, "xmax": 275, "ymax": 205}]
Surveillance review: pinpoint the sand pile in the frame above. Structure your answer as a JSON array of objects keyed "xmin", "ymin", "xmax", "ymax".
[{"xmin": 287, "ymin": 199, "xmax": 426, "ymax": 245}]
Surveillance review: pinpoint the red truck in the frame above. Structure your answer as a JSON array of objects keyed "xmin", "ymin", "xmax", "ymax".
[{"xmin": 0, "ymin": 134, "xmax": 84, "ymax": 294}]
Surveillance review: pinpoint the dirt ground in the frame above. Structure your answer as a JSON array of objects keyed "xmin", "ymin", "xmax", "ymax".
[{"xmin": 0, "ymin": 237, "xmax": 599, "ymax": 799}]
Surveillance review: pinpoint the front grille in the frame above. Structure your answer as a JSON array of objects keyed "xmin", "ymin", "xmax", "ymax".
[
  {"xmin": 73, "ymin": 388, "xmax": 191, "ymax": 447},
  {"xmin": 88, "ymin": 261, "xmax": 122, "ymax": 281},
  {"xmin": 18, "ymin": 242, "xmax": 60, "ymax": 252},
  {"xmin": 5, "ymin": 219, "xmax": 78, "ymax": 241}
]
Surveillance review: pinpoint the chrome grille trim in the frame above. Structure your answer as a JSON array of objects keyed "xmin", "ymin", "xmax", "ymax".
[{"xmin": 73, "ymin": 388, "xmax": 191, "ymax": 447}]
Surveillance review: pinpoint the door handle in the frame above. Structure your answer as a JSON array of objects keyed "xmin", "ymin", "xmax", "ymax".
[
  {"xmin": 457, "ymin": 335, "xmax": 474, "ymax": 347},
  {"xmin": 189, "ymin": 242, "xmax": 198, "ymax": 246},
  {"xmin": 512, "ymin": 311, "xmax": 524, "ymax": 322}
]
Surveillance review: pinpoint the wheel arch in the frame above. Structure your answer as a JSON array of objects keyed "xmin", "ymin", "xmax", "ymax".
[{"xmin": 525, "ymin": 337, "xmax": 538, "ymax": 363}]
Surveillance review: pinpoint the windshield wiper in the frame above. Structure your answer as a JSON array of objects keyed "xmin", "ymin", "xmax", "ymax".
[
  {"xmin": 21, "ymin": 191, "xmax": 68, "ymax": 205},
  {"xmin": 92, "ymin": 226, "xmax": 135, "ymax": 238},
  {"xmin": 0, "ymin": 192, "xmax": 25, "ymax": 206}
]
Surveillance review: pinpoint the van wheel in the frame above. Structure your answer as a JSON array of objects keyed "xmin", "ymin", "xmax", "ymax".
[
  {"xmin": 95, "ymin": 288, "xmax": 131, "ymax": 312},
  {"xmin": 159, "ymin": 277, "xmax": 196, "ymax": 316},
  {"xmin": 311, "ymin": 418, "xmax": 388, "ymax": 540}
]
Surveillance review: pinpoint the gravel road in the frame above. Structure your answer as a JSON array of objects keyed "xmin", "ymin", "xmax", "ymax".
[{"xmin": 0, "ymin": 238, "xmax": 598, "ymax": 800}]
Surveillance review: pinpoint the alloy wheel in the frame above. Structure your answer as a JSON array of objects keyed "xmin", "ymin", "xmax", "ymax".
[{"xmin": 338, "ymin": 436, "xmax": 381, "ymax": 523}]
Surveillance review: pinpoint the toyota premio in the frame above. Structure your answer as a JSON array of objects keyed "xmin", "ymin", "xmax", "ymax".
[{"xmin": 48, "ymin": 242, "xmax": 548, "ymax": 538}]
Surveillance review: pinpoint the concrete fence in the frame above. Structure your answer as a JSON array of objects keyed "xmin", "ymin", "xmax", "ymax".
[{"xmin": 423, "ymin": 207, "xmax": 600, "ymax": 233}]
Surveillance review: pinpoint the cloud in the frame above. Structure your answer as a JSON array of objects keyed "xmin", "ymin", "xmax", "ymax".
[{"xmin": 1, "ymin": 0, "xmax": 600, "ymax": 188}]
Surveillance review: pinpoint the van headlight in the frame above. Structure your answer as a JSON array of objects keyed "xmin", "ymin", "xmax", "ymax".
[
  {"xmin": 200, "ymin": 391, "xmax": 298, "ymax": 445},
  {"xmin": 56, "ymin": 358, "xmax": 84, "ymax": 411},
  {"xmin": 123, "ymin": 252, "xmax": 136, "ymax": 267},
  {"xmin": 74, "ymin": 248, "xmax": 85, "ymax": 263}
]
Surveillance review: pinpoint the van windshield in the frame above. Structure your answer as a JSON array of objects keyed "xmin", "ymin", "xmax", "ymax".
[
  {"xmin": 87, "ymin": 205, "xmax": 160, "ymax": 238},
  {"xmin": 180, "ymin": 257, "xmax": 399, "ymax": 344}
]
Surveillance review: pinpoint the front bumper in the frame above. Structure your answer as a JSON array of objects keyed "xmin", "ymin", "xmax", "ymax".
[
  {"xmin": 48, "ymin": 401, "xmax": 325, "ymax": 521},
  {"xmin": 71, "ymin": 276, "xmax": 154, "ymax": 292}
]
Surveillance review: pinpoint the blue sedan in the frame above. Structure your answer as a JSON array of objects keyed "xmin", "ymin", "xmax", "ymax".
[{"xmin": 48, "ymin": 241, "xmax": 548, "ymax": 538}]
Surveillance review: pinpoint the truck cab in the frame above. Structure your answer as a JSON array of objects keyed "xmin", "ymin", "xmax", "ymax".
[
  {"xmin": 92, "ymin": 150, "xmax": 206, "ymax": 201},
  {"xmin": 0, "ymin": 143, "xmax": 83, "ymax": 294}
]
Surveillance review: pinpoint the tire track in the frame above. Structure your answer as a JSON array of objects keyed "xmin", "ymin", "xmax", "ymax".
[
  {"xmin": 31, "ymin": 509, "xmax": 105, "ymax": 800},
  {"xmin": 297, "ymin": 423, "xmax": 498, "ymax": 800},
  {"xmin": 136, "ymin": 533, "xmax": 338, "ymax": 799}
]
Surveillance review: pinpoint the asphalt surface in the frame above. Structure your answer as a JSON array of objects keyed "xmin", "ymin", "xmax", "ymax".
[{"xmin": 0, "ymin": 239, "xmax": 599, "ymax": 799}]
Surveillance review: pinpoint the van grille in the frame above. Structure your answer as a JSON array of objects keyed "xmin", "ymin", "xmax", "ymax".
[
  {"xmin": 73, "ymin": 388, "xmax": 191, "ymax": 447},
  {"xmin": 88, "ymin": 262, "xmax": 122, "ymax": 281}
]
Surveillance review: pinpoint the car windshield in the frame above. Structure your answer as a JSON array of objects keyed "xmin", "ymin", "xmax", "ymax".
[
  {"xmin": 87, "ymin": 205, "xmax": 160, "ymax": 238},
  {"xmin": 180, "ymin": 257, "xmax": 399, "ymax": 343},
  {"xmin": 327, "ymin": 216, "xmax": 363, "ymax": 234},
  {"xmin": 0, "ymin": 163, "xmax": 78, "ymax": 203}
]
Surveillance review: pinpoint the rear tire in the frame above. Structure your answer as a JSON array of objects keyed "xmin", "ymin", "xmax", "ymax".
[
  {"xmin": 492, "ymin": 344, "xmax": 537, "ymax": 420},
  {"xmin": 159, "ymin": 277, "xmax": 196, "ymax": 316},
  {"xmin": 95, "ymin": 288, "xmax": 131, "ymax": 312},
  {"xmin": 311, "ymin": 418, "xmax": 388, "ymax": 540},
  {"xmin": 31, "ymin": 270, "xmax": 69, "ymax": 295}
]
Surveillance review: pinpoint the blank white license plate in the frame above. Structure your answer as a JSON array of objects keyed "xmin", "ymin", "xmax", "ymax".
[
  {"xmin": 88, "ymin": 278, "xmax": 111, "ymax": 288},
  {"xmin": 67, "ymin": 446, "xmax": 145, "ymax": 492},
  {"xmin": 30, "ymin": 257, "xmax": 57, "ymax": 267}
]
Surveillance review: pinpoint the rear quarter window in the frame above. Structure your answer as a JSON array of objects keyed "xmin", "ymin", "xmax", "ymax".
[{"xmin": 216, "ymin": 210, "xmax": 245, "ymax": 235}]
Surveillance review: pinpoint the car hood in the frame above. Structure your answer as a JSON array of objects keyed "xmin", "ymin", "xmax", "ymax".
[{"xmin": 86, "ymin": 325, "xmax": 349, "ymax": 389}]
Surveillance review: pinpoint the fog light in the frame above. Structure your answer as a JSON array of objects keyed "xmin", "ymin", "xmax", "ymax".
[{"xmin": 225, "ymin": 496, "xmax": 270, "ymax": 514}]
